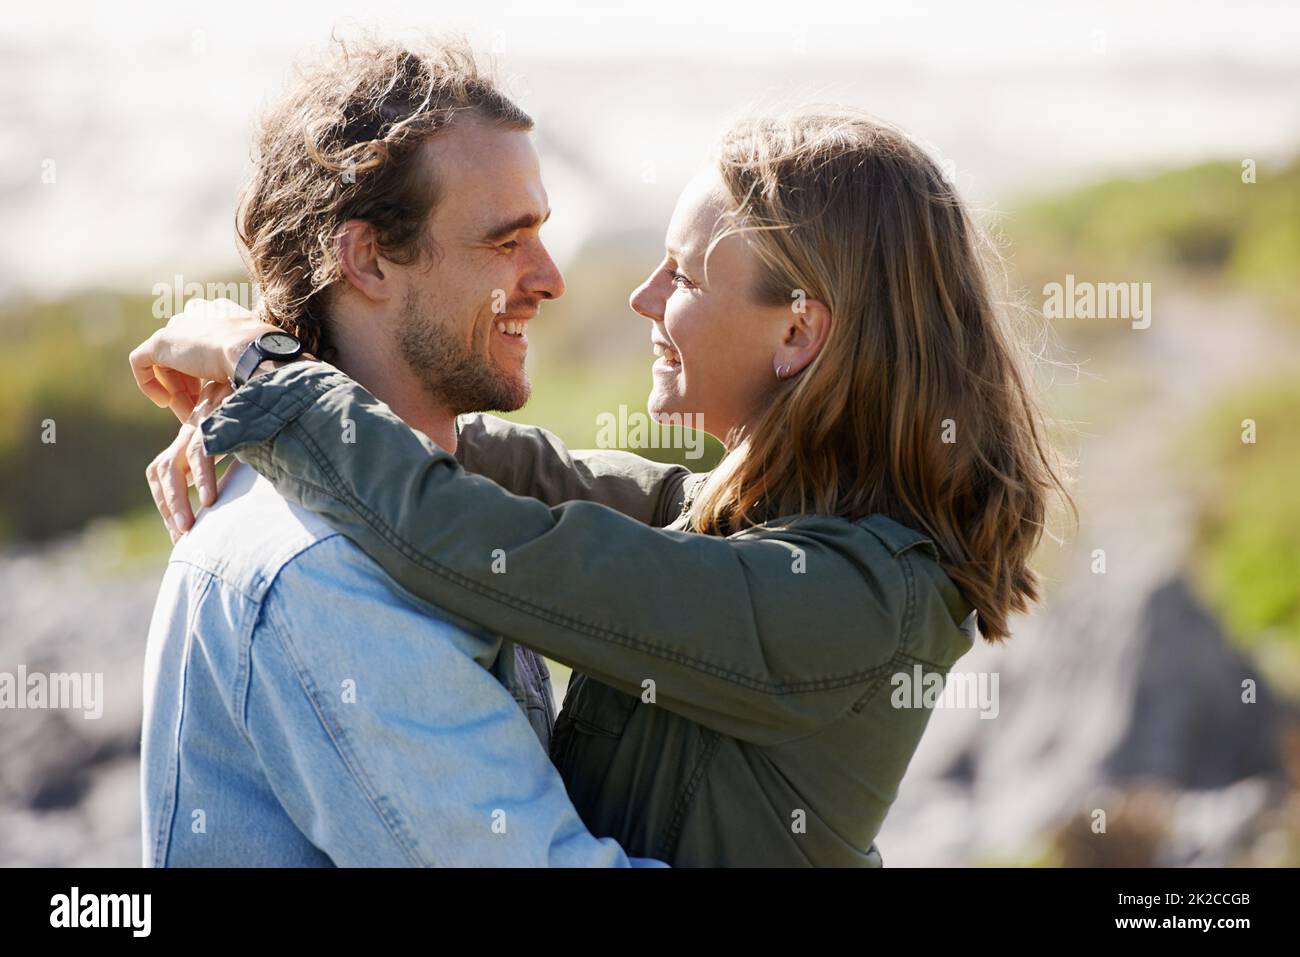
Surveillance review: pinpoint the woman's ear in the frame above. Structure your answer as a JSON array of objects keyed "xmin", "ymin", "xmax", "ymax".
[
  {"xmin": 336, "ymin": 220, "xmax": 392, "ymax": 303},
  {"xmin": 774, "ymin": 297, "xmax": 832, "ymax": 378}
]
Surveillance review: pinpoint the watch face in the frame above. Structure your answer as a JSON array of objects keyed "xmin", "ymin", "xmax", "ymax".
[{"xmin": 259, "ymin": 332, "xmax": 300, "ymax": 356}]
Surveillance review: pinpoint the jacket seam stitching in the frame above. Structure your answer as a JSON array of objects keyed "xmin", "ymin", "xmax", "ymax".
[
  {"xmin": 847, "ymin": 651, "xmax": 957, "ymax": 713},
  {"xmin": 657, "ymin": 729, "xmax": 721, "ymax": 861},
  {"xmin": 893, "ymin": 650, "xmax": 957, "ymax": 671},
  {"xmin": 258, "ymin": 601, "xmax": 429, "ymax": 867},
  {"xmin": 153, "ymin": 570, "xmax": 215, "ymax": 867},
  {"xmin": 166, "ymin": 529, "xmax": 342, "ymax": 605},
  {"xmin": 898, "ymin": 553, "xmax": 918, "ymax": 653},
  {"xmin": 233, "ymin": 535, "xmax": 350, "ymax": 742},
  {"xmin": 847, "ymin": 655, "xmax": 908, "ymax": 715}
]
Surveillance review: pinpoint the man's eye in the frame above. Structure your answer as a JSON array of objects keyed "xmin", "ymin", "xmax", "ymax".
[
  {"xmin": 669, "ymin": 270, "xmax": 693, "ymax": 287},
  {"xmin": 499, "ymin": 240, "xmax": 520, "ymax": 251}
]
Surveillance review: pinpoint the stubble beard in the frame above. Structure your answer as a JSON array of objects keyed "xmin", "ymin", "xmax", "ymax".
[{"xmin": 396, "ymin": 286, "xmax": 530, "ymax": 414}]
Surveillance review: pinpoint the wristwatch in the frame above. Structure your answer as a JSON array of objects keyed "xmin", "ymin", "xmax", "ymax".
[{"xmin": 231, "ymin": 330, "xmax": 304, "ymax": 388}]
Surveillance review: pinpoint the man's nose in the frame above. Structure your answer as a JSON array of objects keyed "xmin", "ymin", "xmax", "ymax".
[{"xmin": 523, "ymin": 242, "xmax": 565, "ymax": 301}]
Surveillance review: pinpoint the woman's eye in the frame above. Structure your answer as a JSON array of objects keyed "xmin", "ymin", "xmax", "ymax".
[{"xmin": 669, "ymin": 270, "xmax": 693, "ymax": 288}]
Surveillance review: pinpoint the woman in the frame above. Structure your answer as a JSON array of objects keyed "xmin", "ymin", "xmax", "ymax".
[{"xmin": 132, "ymin": 108, "xmax": 1072, "ymax": 866}]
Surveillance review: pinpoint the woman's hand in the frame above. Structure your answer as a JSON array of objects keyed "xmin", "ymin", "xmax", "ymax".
[
  {"xmin": 145, "ymin": 379, "xmax": 234, "ymax": 541},
  {"xmin": 129, "ymin": 297, "xmax": 279, "ymax": 422}
]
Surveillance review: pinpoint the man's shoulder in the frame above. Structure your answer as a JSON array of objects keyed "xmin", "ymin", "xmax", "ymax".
[
  {"xmin": 167, "ymin": 462, "xmax": 485, "ymax": 638},
  {"xmin": 168, "ymin": 461, "xmax": 351, "ymax": 603}
]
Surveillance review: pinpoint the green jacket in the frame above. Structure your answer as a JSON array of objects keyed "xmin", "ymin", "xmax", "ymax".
[{"xmin": 202, "ymin": 362, "xmax": 979, "ymax": 867}]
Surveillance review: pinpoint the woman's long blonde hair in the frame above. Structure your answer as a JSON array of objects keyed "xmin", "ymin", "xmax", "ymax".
[{"xmin": 689, "ymin": 109, "xmax": 1074, "ymax": 642}]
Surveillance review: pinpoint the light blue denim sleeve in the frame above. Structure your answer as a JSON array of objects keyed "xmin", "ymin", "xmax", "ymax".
[{"xmin": 242, "ymin": 533, "xmax": 664, "ymax": 867}]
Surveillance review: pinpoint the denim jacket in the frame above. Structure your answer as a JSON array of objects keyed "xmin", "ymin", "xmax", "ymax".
[
  {"xmin": 202, "ymin": 362, "xmax": 979, "ymax": 866},
  {"xmin": 140, "ymin": 459, "xmax": 659, "ymax": 866}
]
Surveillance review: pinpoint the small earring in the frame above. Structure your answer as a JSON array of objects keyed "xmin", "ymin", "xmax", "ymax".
[{"xmin": 775, "ymin": 363, "xmax": 791, "ymax": 380}]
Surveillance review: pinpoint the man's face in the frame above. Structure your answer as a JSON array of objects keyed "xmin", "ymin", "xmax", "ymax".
[{"xmin": 397, "ymin": 118, "xmax": 563, "ymax": 414}]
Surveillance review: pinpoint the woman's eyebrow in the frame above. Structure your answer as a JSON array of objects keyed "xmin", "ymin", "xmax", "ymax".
[{"xmin": 483, "ymin": 208, "xmax": 551, "ymax": 241}]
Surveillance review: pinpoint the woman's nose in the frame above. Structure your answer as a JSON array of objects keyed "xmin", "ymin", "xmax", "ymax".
[{"xmin": 629, "ymin": 272, "xmax": 665, "ymax": 322}]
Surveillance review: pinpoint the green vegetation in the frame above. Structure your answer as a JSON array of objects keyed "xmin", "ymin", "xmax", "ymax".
[
  {"xmin": 499, "ymin": 353, "xmax": 724, "ymax": 470},
  {"xmin": 1006, "ymin": 157, "xmax": 1300, "ymax": 330},
  {"xmin": 1184, "ymin": 376, "xmax": 1300, "ymax": 698},
  {"xmin": 0, "ymin": 290, "xmax": 182, "ymax": 542},
  {"xmin": 1187, "ymin": 383, "xmax": 1300, "ymax": 687},
  {"xmin": 79, "ymin": 504, "xmax": 176, "ymax": 570}
]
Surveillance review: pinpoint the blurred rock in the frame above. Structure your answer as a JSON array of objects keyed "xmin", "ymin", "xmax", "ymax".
[
  {"xmin": 878, "ymin": 572, "xmax": 1300, "ymax": 866},
  {"xmin": 0, "ymin": 533, "xmax": 159, "ymax": 866},
  {"xmin": 1107, "ymin": 577, "xmax": 1288, "ymax": 787}
]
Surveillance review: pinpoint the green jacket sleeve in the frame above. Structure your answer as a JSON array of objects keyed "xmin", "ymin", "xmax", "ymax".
[
  {"xmin": 453, "ymin": 412, "xmax": 694, "ymax": 527},
  {"xmin": 202, "ymin": 362, "xmax": 912, "ymax": 746}
]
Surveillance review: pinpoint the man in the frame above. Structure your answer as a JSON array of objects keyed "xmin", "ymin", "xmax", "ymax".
[{"xmin": 138, "ymin": 36, "xmax": 655, "ymax": 866}]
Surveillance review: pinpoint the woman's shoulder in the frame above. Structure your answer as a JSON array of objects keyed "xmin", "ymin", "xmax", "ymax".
[
  {"xmin": 738, "ymin": 510, "xmax": 935, "ymax": 557},
  {"xmin": 848, "ymin": 513, "xmax": 941, "ymax": 560},
  {"xmin": 845, "ymin": 514, "xmax": 978, "ymax": 663},
  {"xmin": 743, "ymin": 511, "xmax": 976, "ymax": 663}
]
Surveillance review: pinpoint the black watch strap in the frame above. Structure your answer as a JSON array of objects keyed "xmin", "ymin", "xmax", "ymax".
[{"xmin": 231, "ymin": 332, "xmax": 303, "ymax": 388}]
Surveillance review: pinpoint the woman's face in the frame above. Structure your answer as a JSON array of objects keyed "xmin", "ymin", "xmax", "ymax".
[{"xmin": 629, "ymin": 168, "xmax": 792, "ymax": 441}]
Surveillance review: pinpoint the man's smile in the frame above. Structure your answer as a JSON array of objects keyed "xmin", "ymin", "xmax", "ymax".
[{"xmin": 492, "ymin": 307, "xmax": 537, "ymax": 350}]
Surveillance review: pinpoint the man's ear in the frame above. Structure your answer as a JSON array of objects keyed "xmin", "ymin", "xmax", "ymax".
[
  {"xmin": 336, "ymin": 220, "xmax": 392, "ymax": 303},
  {"xmin": 775, "ymin": 297, "xmax": 832, "ymax": 376}
]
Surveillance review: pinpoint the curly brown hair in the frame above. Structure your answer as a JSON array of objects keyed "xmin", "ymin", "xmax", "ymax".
[{"xmin": 235, "ymin": 34, "xmax": 532, "ymax": 357}]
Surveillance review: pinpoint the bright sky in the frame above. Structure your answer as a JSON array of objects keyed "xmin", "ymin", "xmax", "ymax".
[
  {"xmin": 12, "ymin": 0, "xmax": 1300, "ymax": 65},
  {"xmin": 4, "ymin": 0, "xmax": 1298, "ymax": 301}
]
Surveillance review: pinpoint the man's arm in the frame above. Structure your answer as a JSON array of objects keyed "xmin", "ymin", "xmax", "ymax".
[{"xmin": 241, "ymin": 533, "xmax": 657, "ymax": 867}]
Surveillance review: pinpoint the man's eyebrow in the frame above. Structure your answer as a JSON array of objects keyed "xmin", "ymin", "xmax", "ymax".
[{"xmin": 483, "ymin": 208, "xmax": 551, "ymax": 241}]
